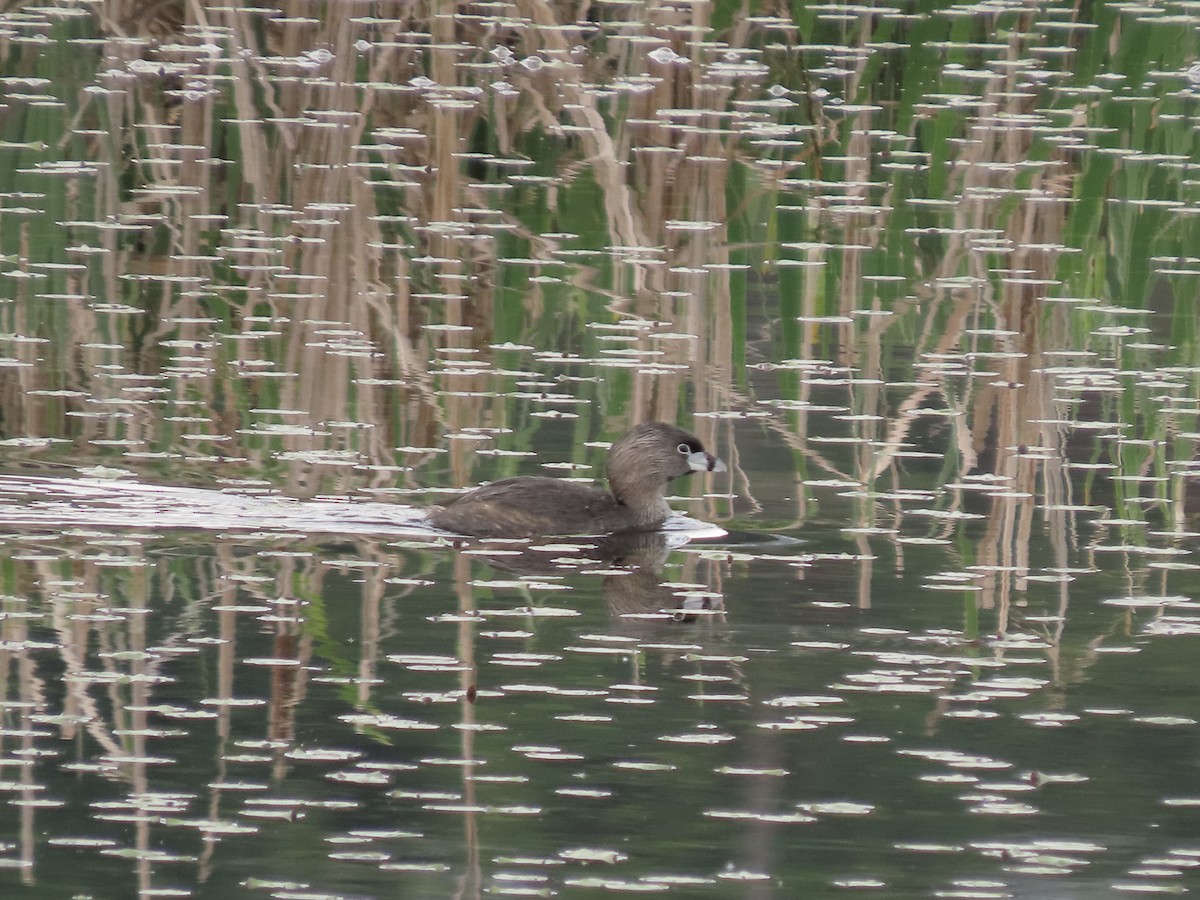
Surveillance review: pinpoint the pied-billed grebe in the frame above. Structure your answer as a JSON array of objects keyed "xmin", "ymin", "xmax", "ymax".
[{"xmin": 428, "ymin": 422, "xmax": 726, "ymax": 538}]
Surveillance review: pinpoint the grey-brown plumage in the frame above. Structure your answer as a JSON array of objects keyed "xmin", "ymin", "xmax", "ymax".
[{"xmin": 428, "ymin": 422, "xmax": 726, "ymax": 538}]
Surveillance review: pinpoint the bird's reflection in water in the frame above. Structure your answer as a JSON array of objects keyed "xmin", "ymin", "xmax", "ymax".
[{"xmin": 453, "ymin": 531, "xmax": 725, "ymax": 626}]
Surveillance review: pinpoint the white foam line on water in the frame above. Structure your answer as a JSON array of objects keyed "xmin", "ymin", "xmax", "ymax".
[
  {"xmin": 0, "ymin": 474, "xmax": 433, "ymax": 537},
  {"xmin": 0, "ymin": 475, "xmax": 725, "ymax": 541}
]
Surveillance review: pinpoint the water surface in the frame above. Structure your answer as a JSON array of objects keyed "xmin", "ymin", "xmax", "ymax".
[{"xmin": 1, "ymin": 0, "xmax": 1199, "ymax": 896}]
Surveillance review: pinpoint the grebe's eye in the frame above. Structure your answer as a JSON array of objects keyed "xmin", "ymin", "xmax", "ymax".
[{"xmin": 677, "ymin": 442, "xmax": 691, "ymax": 454}]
